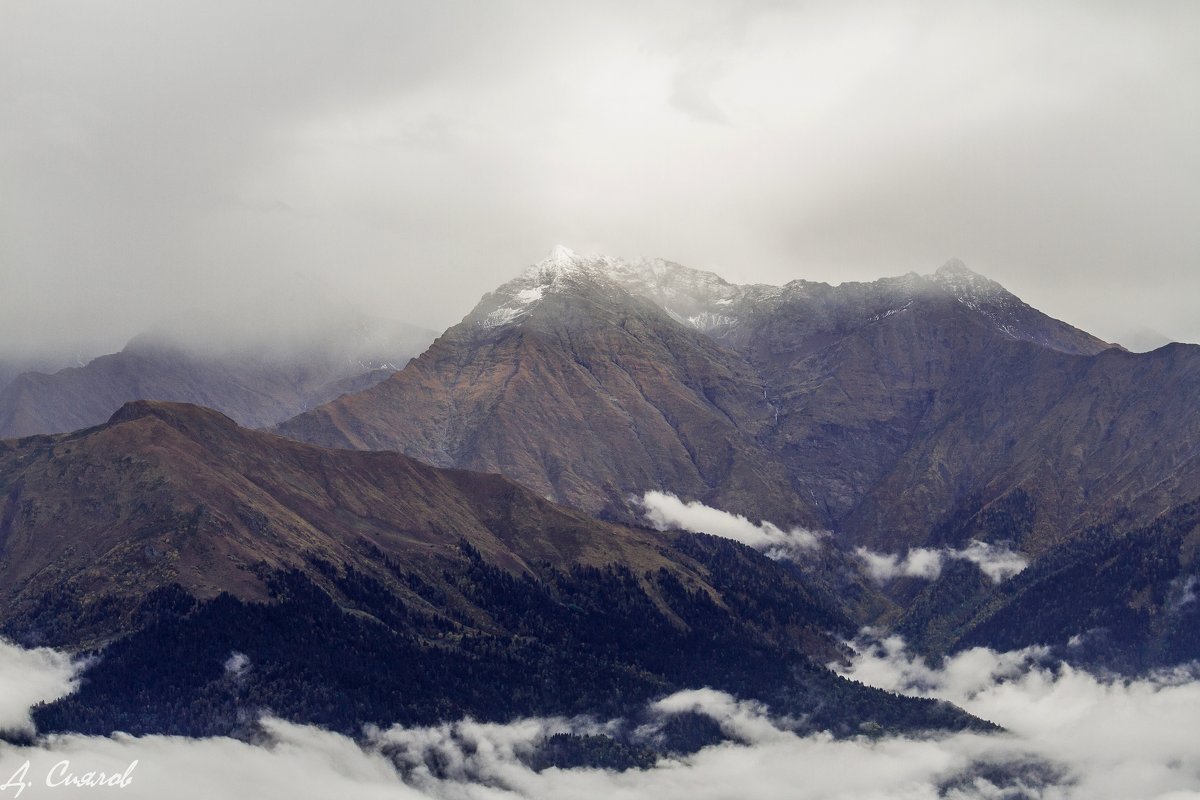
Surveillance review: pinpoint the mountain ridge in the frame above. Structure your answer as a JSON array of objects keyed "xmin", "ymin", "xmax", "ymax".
[
  {"xmin": 0, "ymin": 399, "xmax": 988, "ymax": 742},
  {"xmin": 470, "ymin": 248, "xmax": 1115, "ymax": 356},
  {"xmin": 277, "ymin": 250, "xmax": 1197, "ymax": 562}
]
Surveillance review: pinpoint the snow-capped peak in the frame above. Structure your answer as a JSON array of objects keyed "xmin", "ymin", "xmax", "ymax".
[
  {"xmin": 476, "ymin": 247, "xmax": 756, "ymax": 332},
  {"xmin": 522, "ymin": 245, "xmax": 617, "ymax": 283},
  {"xmin": 546, "ymin": 244, "xmax": 579, "ymax": 265},
  {"xmin": 467, "ymin": 248, "xmax": 1108, "ymax": 354},
  {"xmin": 475, "ymin": 247, "xmax": 610, "ymax": 328},
  {"xmin": 930, "ymin": 258, "xmax": 1006, "ymax": 304}
]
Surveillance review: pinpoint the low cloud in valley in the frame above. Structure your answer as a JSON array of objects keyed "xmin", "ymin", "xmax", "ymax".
[
  {"xmin": 856, "ymin": 541, "xmax": 1029, "ymax": 584},
  {"xmin": 637, "ymin": 491, "xmax": 823, "ymax": 558},
  {"xmin": 5, "ymin": 634, "xmax": 1200, "ymax": 799},
  {"xmin": 636, "ymin": 493, "xmax": 1027, "ymax": 586}
]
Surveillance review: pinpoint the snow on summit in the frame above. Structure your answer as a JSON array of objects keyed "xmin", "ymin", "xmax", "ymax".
[
  {"xmin": 931, "ymin": 258, "xmax": 1007, "ymax": 306},
  {"xmin": 474, "ymin": 246, "xmax": 745, "ymax": 331},
  {"xmin": 476, "ymin": 246, "xmax": 619, "ymax": 328},
  {"xmin": 469, "ymin": 248, "xmax": 1107, "ymax": 353}
]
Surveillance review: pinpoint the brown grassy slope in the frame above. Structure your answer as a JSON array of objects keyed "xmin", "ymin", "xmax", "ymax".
[{"xmin": 0, "ymin": 400, "xmax": 711, "ymax": 641}]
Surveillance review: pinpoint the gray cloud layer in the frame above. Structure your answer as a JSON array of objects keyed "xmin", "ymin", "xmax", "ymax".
[{"xmin": 2, "ymin": 1, "xmax": 1198, "ymax": 358}]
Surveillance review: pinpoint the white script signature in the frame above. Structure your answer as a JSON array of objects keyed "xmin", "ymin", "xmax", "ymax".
[{"xmin": 1, "ymin": 760, "xmax": 137, "ymax": 797}]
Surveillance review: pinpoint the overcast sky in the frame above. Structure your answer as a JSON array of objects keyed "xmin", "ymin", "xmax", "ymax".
[{"xmin": 2, "ymin": 0, "xmax": 1198, "ymax": 358}]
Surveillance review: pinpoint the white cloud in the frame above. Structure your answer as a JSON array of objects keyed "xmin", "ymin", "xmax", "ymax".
[
  {"xmin": 835, "ymin": 634, "xmax": 1200, "ymax": 800},
  {"xmin": 856, "ymin": 546, "xmax": 946, "ymax": 581},
  {"xmin": 856, "ymin": 541, "xmax": 1028, "ymax": 584},
  {"xmin": 1169, "ymin": 575, "xmax": 1198, "ymax": 614},
  {"xmin": 637, "ymin": 493, "xmax": 1027, "ymax": 583},
  {"xmin": 648, "ymin": 689, "xmax": 789, "ymax": 746},
  {"xmin": 4, "ymin": 627, "xmax": 1200, "ymax": 799},
  {"xmin": 953, "ymin": 541, "xmax": 1029, "ymax": 583},
  {"xmin": 636, "ymin": 491, "xmax": 823, "ymax": 559},
  {"xmin": 0, "ymin": 638, "xmax": 85, "ymax": 736}
]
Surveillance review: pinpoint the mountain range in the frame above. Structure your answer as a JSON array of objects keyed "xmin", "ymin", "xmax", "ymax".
[
  {"xmin": 4, "ymin": 247, "xmax": 1198, "ymax": 752},
  {"xmin": 279, "ymin": 247, "xmax": 1200, "ymax": 561},
  {"xmin": 1, "ymin": 400, "xmax": 975, "ymax": 741}
]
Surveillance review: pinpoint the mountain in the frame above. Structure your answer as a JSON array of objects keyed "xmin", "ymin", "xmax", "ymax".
[
  {"xmin": 278, "ymin": 249, "xmax": 1200, "ymax": 564},
  {"xmin": 277, "ymin": 247, "xmax": 808, "ymax": 524},
  {"xmin": 835, "ymin": 341, "xmax": 1200, "ymax": 554},
  {"xmin": 0, "ymin": 317, "xmax": 435, "ymax": 438},
  {"xmin": 596, "ymin": 254, "xmax": 1112, "ymax": 359},
  {"xmin": 0, "ymin": 401, "xmax": 977, "ymax": 740},
  {"xmin": 629, "ymin": 256, "xmax": 1134, "ymax": 550}
]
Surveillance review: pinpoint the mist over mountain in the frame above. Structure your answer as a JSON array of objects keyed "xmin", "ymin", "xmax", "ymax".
[
  {"xmin": 0, "ymin": 313, "xmax": 435, "ymax": 437},
  {"xmin": 1112, "ymin": 325, "xmax": 1177, "ymax": 353},
  {"xmin": 0, "ymin": 356, "xmax": 76, "ymax": 396}
]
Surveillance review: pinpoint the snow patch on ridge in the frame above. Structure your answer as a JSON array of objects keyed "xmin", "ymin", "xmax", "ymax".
[
  {"xmin": 477, "ymin": 246, "xmax": 750, "ymax": 332},
  {"xmin": 477, "ymin": 249, "xmax": 1075, "ymax": 354}
]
